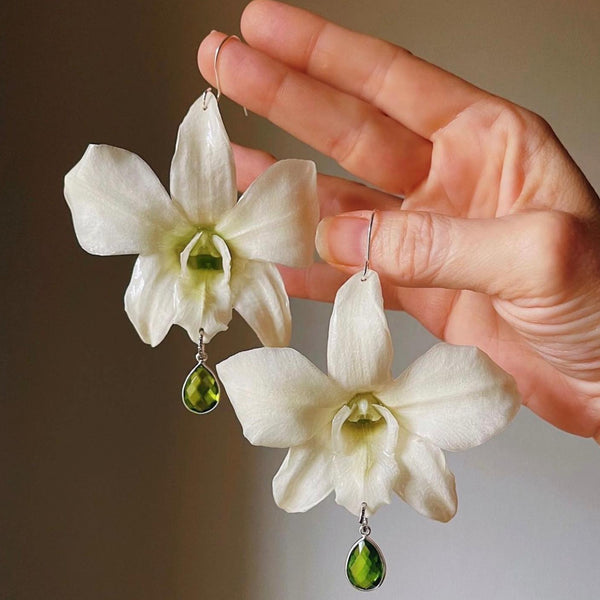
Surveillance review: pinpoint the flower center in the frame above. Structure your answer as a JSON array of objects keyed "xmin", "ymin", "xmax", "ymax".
[
  {"xmin": 186, "ymin": 231, "xmax": 223, "ymax": 271},
  {"xmin": 347, "ymin": 393, "xmax": 383, "ymax": 423}
]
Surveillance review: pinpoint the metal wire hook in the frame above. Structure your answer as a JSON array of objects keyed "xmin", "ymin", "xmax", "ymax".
[
  {"xmin": 205, "ymin": 34, "xmax": 248, "ymax": 116},
  {"xmin": 361, "ymin": 211, "xmax": 376, "ymax": 281}
]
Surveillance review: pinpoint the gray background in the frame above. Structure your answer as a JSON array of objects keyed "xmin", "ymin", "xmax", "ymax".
[{"xmin": 2, "ymin": 1, "xmax": 599, "ymax": 599}]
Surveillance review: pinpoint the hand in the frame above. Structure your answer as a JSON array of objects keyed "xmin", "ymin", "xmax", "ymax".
[{"xmin": 198, "ymin": 0, "xmax": 600, "ymax": 441}]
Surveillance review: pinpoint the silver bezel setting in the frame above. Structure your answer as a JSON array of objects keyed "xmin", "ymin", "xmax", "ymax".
[{"xmin": 181, "ymin": 361, "xmax": 220, "ymax": 415}]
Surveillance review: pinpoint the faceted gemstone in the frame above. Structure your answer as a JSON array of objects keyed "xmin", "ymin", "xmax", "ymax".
[
  {"xmin": 346, "ymin": 537, "xmax": 386, "ymax": 591},
  {"xmin": 182, "ymin": 363, "xmax": 220, "ymax": 414}
]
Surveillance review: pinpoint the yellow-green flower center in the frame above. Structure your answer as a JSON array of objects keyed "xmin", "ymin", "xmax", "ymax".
[
  {"xmin": 186, "ymin": 231, "xmax": 223, "ymax": 271},
  {"xmin": 347, "ymin": 393, "xmax": 382, "ymax": 423}
]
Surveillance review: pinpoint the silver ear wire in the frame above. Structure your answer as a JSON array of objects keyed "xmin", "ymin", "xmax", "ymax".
[
  {"xmin": 361, "ymin": 211, "xmax": 376, "ymax": 281},
  {"xmin": 208, "ymin": 34, "xmax": 248, "ymax": 116}
]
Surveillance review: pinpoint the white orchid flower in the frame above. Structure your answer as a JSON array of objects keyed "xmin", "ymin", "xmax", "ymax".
[
  {"xmin": 64, "ymin": 91, "xmax": 318, "ymax": 347},
  {"xmin": 217, "ymin": 270, "xmax": 520, "ymax": 521}
]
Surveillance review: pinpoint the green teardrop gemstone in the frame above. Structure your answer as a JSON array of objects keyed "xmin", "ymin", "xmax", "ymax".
[
  {"xmin": 346, "ymin": 537, "xmax": 386, "ymax": 591},
  {"xmin": 182, "ymin": 363, "xmax": 220, "ymax": 414}
]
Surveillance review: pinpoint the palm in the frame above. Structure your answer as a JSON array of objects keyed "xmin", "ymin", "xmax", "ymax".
[{"xmin": 381, "ymin": 106, "xmax": 599, "ymax": 436}]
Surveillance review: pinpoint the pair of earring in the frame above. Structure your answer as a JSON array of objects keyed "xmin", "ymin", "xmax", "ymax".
[{"xmin": 64, "ymin": 34, "xmax": 521, "ymax": 593}]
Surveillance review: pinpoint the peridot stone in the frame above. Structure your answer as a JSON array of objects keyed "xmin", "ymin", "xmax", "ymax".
[
  {"xmin": 182, "ymin": 363, "xmax": 220, "ymax": 414},
  {"xmin": 346, "ymin": 537, "xmax": 386, "ymax": 591}
]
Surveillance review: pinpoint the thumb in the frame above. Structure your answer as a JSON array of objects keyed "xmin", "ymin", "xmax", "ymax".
[{"xmin": 316, "ymin": 209, "xmax": 584, "ymax": 299}]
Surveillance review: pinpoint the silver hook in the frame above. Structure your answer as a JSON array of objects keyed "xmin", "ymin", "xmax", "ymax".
[
  {"xmin": 208, "ymin": 35, "xmax": 248, "ymax": 116},
  {"xmin": 361, "ymin": 211, "xmax": 376, "ymax": 281}
]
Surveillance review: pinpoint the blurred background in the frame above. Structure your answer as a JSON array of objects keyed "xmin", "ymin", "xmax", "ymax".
[{"xmin": 2, "ymin": 1, "xmax": 599, "ymax": 598}]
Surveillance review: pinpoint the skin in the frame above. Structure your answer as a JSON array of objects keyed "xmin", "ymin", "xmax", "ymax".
[{"xmin": 198, "ymin": 0, "xmax": 600, "ymax": 442}]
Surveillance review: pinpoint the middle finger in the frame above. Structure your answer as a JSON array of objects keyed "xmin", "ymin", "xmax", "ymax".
[
  {"xmin": 198, "ymin": 32, "xmax": 431, "ymax": 195},
  {"xmin": 231, "ymin": 143, "xmax": 404, "ymax": 218}
]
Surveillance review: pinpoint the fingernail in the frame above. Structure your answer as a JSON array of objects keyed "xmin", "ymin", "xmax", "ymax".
[{"xmin": 316, "ymin": 216, "xmax": 369, "ymax": 266}]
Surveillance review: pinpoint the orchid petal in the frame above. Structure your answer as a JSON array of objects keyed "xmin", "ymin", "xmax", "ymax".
[
  {"xmin": 231, "ymin": 260, "xmax": 291, "ymax": 347},
  {"xmin": 64, "ymin": 145, "xmax": 186, "ymax": 255},
  {"xmin": 327, "ymin": 270, "xmax": 393, "ymax": 392},
  {"xmin": 273, "ymin": 425, "xmax": 334, "ymax": 513},
  {"xmin": 173, "ymin": 233, "xmax": 232, "ymax": 343},
  {"xmin": 216, "ymin": 160, "xmax": 318, "ymax": 267},
  {"xmin": 217, "ymin": 348, "xmax": 347, "ymax": 448},
  {"xmin": 394, "ymin": 427, "xmax": 457, "ymax": 522},
  {"xmin": 379, "ymin": 343, "xmax": 520, "ymax": 451},
  {"xmin": 170, "ymin": 92, "xmax": 236, "ymax": 225},
  {"xmin": 331, "ymin": 404, "xmax": 400, "ymax": 516},
  {"xmin": 124, "ymin": 254, "xmax": 178, "ymax": 346}
]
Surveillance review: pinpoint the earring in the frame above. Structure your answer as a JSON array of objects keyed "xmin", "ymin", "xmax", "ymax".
[
  {"xmin": 345, "ymin": 219, "xmax": 386, "ymax": 590},
  {"xmin": 346, "ymin": 502, "xmax": 386, "ymax": 591},
  {"xmin": 64, "ymin": 34, "xmax": 319, "ymax": 413},
  {"xmin": 181, "ymin": 328, "xmax": 220, "ymax": 414},
  {"xmin": 216, "ymin": 209, "xmax": 521, "ymax": 590}
]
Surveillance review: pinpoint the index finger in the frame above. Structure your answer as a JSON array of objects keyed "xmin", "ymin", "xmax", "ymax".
[{"xmin": 241, "ymin": 0, "xmax": 488, "ymax": 140}]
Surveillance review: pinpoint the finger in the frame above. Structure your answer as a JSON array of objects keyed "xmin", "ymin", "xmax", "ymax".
[
  {"xmin": 316, "ymin": 209, "xmax": 585, "ymax": 300},
  {"xmin": 231, "ymin": 143, "xmax": 276, "ymax": 191},
  {"xmin": 278, "ymin": 263, "xmax": 348, "ymax": 303},
  {"xmin": 232, "ymin": 143, "xmax": 402, "ymax": 218},
  {"xmin": 198, "ymin": 32, "xmax": 431, "ymax": 195},
  {"xmin": 241, "ymin": 0, "xmax": 488, "ymax": 140},
  {"xmin": 280, "ymin": 261, "xmax": 461, "ymax": 343}
]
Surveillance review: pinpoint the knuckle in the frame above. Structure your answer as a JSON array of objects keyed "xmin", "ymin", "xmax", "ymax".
[
  {"xmin": 380, "ymin": 212, "xmax": 447, "ymax": 283},
  {"xmin": 303, "ymin": 20, "xmax": 330, "ymax": 72},
  {"xmin": 492, "ymin": 101, "xmax": 554, "ymax": 158},
  {"xmin": 529, "ymin": 210, "xmax": 583, "ymax": 293},
  {"xmin": 263, "ymin": 69, "xmax": 291, "ymax": 121},
  {"xmin": 327, "ymin": 111, "xmax": 371, "ymax": 167},
  {"xmin": 361, "ymin": 43, "xmax": 401, "ymax": 102}
]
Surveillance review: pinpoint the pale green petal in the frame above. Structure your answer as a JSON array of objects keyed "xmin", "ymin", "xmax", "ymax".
[
  {"xmin": 216, "ymin": 160, "xmax": 318, "ymax": 267},
  {"xmin": 379, "ymin": 343, "xmax": 520, "ymax": 451},
  {"xmin": 327, "ymin": 270, "xmax": 393, "ymax": 392},
  {"xmin": 272, "ymin": 425, "xmax": 333, "ymax": 512},
  {"xmin": 231, "ymin": 260, "xmax": 291, "ymax": 348},
  {"xmin": 394, "ymin": 427, "xmax": 457, "ymax": 522},
  {"xmin": 170, "ymin": 92, "xmax": 236, "ymax": 225},
  {"xmin": 64, "ymin": 144, "xmax": 187, "ymax": 255},
  {"xmin": 217, "ymin": 348, "xmax": 347, "ymax": 448},
  {"xmin": 173, "ymin": 233, "xmax": 232, "ymax": 343},
  {"xmin": 331, "ymin": 404, "xmax": 400, "ymax": 516},
  {"xmin": 124, "ymin": 254, "xmax": 178, "ymax": 346}
]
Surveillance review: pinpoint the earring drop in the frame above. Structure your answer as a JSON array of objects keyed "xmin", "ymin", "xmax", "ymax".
[
  {"xmin": 182, "ymin": 328, "xmax": 220, "ymax": 414},
  {"xmin": 181, "ymin": 37, "xmax": 244, "ymax": 416},
  {"xmin": 346, "ymin": 502, "xmax": 386, "ymax": 591}
]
